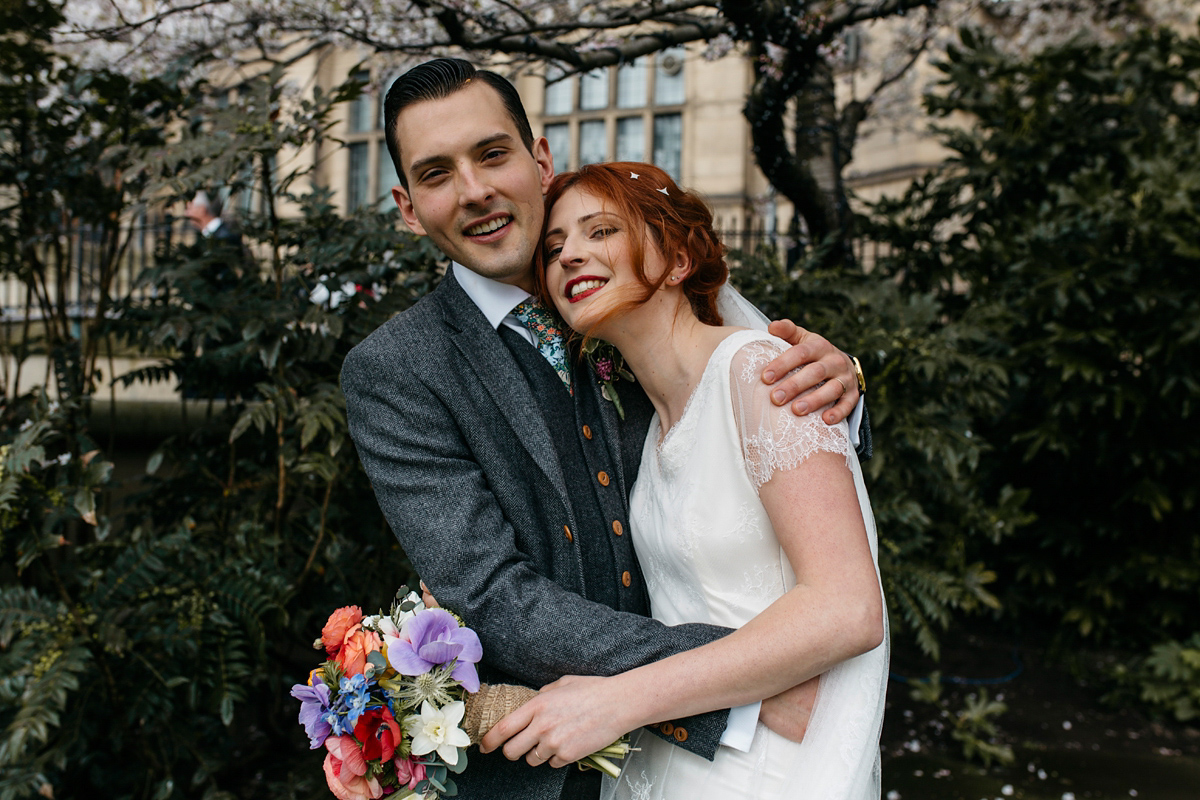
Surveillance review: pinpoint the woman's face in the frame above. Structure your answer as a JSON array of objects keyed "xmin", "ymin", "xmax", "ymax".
[{"xmin": 542, "ymin": 186, "xmax": 668, "ymax": 334}]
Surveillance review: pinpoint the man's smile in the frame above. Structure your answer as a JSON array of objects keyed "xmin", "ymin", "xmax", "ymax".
[{"xmin": 464, "ymin": 214, "xmax": 513, "ymax": 238}]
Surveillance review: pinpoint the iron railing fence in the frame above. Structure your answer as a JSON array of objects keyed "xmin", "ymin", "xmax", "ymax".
[
  {"xmin": 1, "ymin": 220, "xmax": 895, "ymax": 323},
  {"xmin": 0, "ymin": 214, "xmax": 197, "ymax": 324}
]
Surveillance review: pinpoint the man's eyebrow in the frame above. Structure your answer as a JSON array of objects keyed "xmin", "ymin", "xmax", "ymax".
[
  {"xmin": 407, "ymin": 133, "xmax": 515, "ymax": 179},
  {"xmin": 545, "ymin": 212, "xmax": 604, "ymax": 240}
]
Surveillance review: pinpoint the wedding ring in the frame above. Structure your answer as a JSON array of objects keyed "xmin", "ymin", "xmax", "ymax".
[
  {"xmin": 834, "ymin": 377, "xmax": 848, "ymax": 397},
  {"xmin": 534, "ymin": 748, "xmax": 544, "ymax": 761}
]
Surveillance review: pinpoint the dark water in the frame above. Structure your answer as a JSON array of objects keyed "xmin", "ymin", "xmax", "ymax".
[{"xmin": 883, "ymin": 746, "xmax": 1200, "ymax": 800}]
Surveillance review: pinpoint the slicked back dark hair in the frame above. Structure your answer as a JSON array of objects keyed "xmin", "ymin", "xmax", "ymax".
[{"xmin": 383, "ymin": 58, "xmax": 535, "ymax": 189}]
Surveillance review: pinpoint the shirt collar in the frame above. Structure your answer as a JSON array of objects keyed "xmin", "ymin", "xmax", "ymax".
[
  {"xmin": 452, "ymin": 262, "xmax": 532, "ymax": 330},
  {"xmin": 202, "ymin": 217, "xmax": 223, "ymax": 237}
]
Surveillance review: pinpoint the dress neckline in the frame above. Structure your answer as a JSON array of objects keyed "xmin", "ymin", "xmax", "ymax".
[{"xmin": 654, "ymin": 328, "xmax": 762, "ymax": 452}]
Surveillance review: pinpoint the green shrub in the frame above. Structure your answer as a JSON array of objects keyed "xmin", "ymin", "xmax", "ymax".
[
  {"xmin": 732, "ymin": 247, "xmax": 1024, "ymax": 657},
  {"xmin": 865, "ymin": 26, "xmax": 1200, "ymax": 649},
  {"xmin": 0, "ymin": 36, "xmax": 444, "ymax": 797},
  {"xmin": 1108, "ymin": 634, "xmax": 1200, "ymax": 722}
]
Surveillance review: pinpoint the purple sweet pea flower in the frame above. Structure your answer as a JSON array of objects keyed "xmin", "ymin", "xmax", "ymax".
[
  {"xmin": 290, "ymin": 677, "xmax": 332, "ymax": 748},
  {"xmin": 386, "ymin": 609, "xmax": 483, "ymax": 691}
]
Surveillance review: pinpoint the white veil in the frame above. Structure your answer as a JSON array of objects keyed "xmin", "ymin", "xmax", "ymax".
[{"xmin": 716, "ymin": 284, "xmax": 770, "ymax": 331}]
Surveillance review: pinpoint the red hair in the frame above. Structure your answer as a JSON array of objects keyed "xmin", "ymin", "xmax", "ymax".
[{"xmin": 534, "ymin": 161, "xmax": 727, "ymax": 330}]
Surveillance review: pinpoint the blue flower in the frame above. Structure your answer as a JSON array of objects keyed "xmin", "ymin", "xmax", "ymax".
[{"xmin": 322, "ymin": 672, "xmax": 376, "ymax": 735}]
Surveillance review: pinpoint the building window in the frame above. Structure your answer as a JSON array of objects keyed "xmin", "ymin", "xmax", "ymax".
[
  {"xmin": 654, "ymin": 47, "xmax": 686, "ymax": 106},
  {"xmin": 653, "ymin": 114, "xmax": 682, "ymax": 181},
  {"xmin": 579, "ymin": 120, "xmax": 607, "ymax": 166},
  {"xmin": 615, "ymin": 117, "xmax": 645, "ymax": 162},
  {"xmin": 376, "ymin": 149, "xmax": 398, "ymax": 210},
  {"xmin": 579, "ymin": 68, "xmax": 610, "ymax": 111},
  {"xmin": 544, "ymin": 66, "xmax": 574, "ymax": 116},
  {"xmin": 348, "ymin": 142, "xmax": 370, "ymax": 210},
  {"xmin": 541, "ymin": 50, "xmax": 685, "ymax": 179},
  {"xmin": 348, "ymin": 71, "xmax": 376, "ymax": 133},
  {"xmin": 544, "ymin": 123, "xmax": 570, "ymax": 171},
  {"xmin": 616, "ymin": 58, "xmax": 648, "ymax": 109}
]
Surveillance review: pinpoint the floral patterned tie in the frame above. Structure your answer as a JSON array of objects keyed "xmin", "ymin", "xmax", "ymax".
[{"xmin": 511, "ymin": 298, "xmax": 572, "ymax": 393}]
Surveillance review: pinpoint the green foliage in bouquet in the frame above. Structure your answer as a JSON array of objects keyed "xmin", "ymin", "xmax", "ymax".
[{"xmin": 866, "ymin": 26, "xmax": 1200, "ymax": 649}]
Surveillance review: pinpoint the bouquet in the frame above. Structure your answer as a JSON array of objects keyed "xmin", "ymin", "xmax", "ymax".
[{"xmin": 291, "ymin": 589, "xmax": 631, "ymax": 799}]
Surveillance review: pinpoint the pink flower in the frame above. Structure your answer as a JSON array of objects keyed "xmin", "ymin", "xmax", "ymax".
[
  {"xmin": 336, "ymin": 628, "xmax": 382, "ymax": 677},
  {"xmin": 394, "ymin": 755, "xmax": 427, "ymax": 791},
  {"xmin": 322, "ymin": 606, "xmax": 364, "ymax": 658},
  {"xmin": 323, "ymin": 735, "xmax": 382, "ymax": 800},
  {"xmin": 594, "ymin": 358, "xmax": 614, "ymax": 382}
]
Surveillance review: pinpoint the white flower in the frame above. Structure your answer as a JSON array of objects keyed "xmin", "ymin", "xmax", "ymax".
[
  {"xmin": 376, "ymin": 616, "xmax": 399, "ymax": 638},
  {"xmin": 391, "ymin": 591, "xmax": 426, "ymax": 630},
  {"xmin": 404, "ymin": 701, "xmax": 470, "ymax": 766}
]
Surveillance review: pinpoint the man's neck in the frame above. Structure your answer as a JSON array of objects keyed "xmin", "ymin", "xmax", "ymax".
[{"xmin": 452, "ymin": 262, "xmax": 533, "ymax": 330}]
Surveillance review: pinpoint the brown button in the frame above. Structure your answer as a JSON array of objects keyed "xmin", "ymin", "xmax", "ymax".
[
  {"xmin": 673, "ymin": 727, "xmax": 688, "ymax": 742},
  {"xmin": 660, "ymin": 722, "xmax": 675, "ymax": 736},
  {"xmin": 597, "ymin": 471, "xmax": 610, "ymax": 486},
  {"xmin": 582, "ymin": 425, "xmax": 593, "ymax": 439},
  {"xmin": 621, "ymin": 570, "xmax": 632, "ymax": 587},
  {"xmin": 612, "ymin": 520, "xmax": 624, "ymax": 536},
  {"xmin": 563, "ymin": 525, "xmax": 573, "ymax": 542}
]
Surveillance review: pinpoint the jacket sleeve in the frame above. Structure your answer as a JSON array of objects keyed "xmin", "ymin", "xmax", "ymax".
[{"xmin": 341, "ymin": 339, "xmax": 733, "ymax": 759}]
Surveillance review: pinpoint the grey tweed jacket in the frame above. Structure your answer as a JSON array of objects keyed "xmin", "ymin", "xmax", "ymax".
[{"xmin": 341, "ymin": 271, "xmax": 733, "ymax": 800}]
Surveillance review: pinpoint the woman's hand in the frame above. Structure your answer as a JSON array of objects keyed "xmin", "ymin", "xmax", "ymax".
[
  {"xmin": 763, "ymin": 319, "xmax": 860, "ymax": 425},
  {"xmin": 760, "ymin": 676, "xmax": 820, "ymax": 743},
  {"xmin": 479, "ymin": 675, "xmax": 638, "ymax": 768}
]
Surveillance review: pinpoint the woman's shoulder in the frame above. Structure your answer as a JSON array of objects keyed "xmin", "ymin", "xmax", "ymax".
[{"xmin": 715, "ymin": 328, "xmax": 790, "ymax": 388}]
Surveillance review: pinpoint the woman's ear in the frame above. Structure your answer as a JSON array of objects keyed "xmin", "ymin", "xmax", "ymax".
[{"xmin": 667, "ymin": 252, "xmax": 692, "ymax": 285}]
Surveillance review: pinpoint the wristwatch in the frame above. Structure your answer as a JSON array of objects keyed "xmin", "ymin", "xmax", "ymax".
[{"xmin": 850, "ymin": 356, "xmax": 867, "ymax": 396}]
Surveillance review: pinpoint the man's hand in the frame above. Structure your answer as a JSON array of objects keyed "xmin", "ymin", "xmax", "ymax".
[
  {"xmin": 759, "ymin": 676, "xmax": 819, "ymax": 743},
  {"xmin": 764, "ymin": 320, "xmax": 860, "ymax": 425},
  {"xmin": 419, "ymin": 580, "xmax": 439, "ymax": 609}
]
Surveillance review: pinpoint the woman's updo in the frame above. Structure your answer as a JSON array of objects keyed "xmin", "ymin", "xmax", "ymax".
[{"xmin": 534, "ymin": 161, "xmax": 727, "ymax": 328}]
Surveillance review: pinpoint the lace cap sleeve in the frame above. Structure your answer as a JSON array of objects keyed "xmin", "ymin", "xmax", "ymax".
[{"xmin": 730, "ymin": 337, "xmax": 855, "ymax": 490}]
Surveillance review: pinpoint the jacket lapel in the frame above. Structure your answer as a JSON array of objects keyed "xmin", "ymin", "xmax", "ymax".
[{"xmin": 436, "ymin": 274, "xmax": 570, "ymax": 509}]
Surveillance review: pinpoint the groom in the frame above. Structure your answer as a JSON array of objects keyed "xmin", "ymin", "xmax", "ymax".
[{"xmin": 342, "ymin": 58, "xmax": 868, "ymax": 800}]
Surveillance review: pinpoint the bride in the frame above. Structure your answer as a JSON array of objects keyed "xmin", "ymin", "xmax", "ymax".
[{"xmin": 480, "ymin": 162, "xmax": 889, "ymax": 799}]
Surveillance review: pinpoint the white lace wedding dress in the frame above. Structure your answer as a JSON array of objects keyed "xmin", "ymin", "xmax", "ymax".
[{"xmin": 602, "ymin": 329, "xmax": 889, "ymax": 800}]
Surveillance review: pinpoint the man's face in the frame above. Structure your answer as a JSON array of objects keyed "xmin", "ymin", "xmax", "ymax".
[
  {"xmin": 184, "ymin": 198, "xmax": 209, "ymax": 229},
  {"xmin": 392, "ymin": 82, "xmax": 554, "ymax": 291}
]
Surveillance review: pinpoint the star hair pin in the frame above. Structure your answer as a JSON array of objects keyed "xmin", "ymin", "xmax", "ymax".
[{"xmin": 628, "ymin": 171, "xmax": 669, "ymax": 196}]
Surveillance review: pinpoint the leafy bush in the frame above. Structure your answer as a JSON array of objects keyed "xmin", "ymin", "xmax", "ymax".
[
  {"xmin": 865, "ymin": 26, "xmax": 1200, "ymax": 649},
  {"xmin": 732, "ymin": 248, "xmax": 1026, "ymax": 657},
  {"xmin": 1108, "ymin": 634, "xmax": 1200, "ymax": 722},
  {"xmin": 0, "ymin": 25, "xmax": 444, "ymax": 797}
]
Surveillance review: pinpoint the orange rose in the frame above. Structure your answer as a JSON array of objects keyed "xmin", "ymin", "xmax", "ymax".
[
  {"xmin": 336, "ymin": 628, "xmax": 382, "ymax": 677},
  {"xmin": 321, "ymin": 606, "xmax": 363, "ymax": 657}
]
